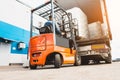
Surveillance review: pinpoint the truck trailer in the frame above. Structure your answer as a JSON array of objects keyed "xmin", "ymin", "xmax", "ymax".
[
  {"xmin": 74, "ymin": 0, "xmax": 112, "ymax": 64},
  {"xmin": 60, "ymin": 0, "xmax": 112, "ymax": 64},
  {"xmin": 76, "ymin": 24, "xmax": 112, "ymax": 64}
]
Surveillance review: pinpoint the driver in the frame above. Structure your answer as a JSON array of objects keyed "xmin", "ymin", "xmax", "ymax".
[{"xmin": 44, "ymin": 15, "xmax": 62, "ymax": 35}]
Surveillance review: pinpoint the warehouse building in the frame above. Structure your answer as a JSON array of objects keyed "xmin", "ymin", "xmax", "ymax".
[{"xmin": 0, "ymin": 0, "xmax": 47, "ymax": 66}]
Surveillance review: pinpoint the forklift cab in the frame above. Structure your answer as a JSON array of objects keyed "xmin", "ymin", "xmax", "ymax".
[{"xmin": 30, "ymin": 1, "xmax": 74, "ymax": 38}]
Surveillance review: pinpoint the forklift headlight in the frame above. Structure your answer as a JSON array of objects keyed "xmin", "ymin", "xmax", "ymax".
[{"xmin": 32, "ymin": 52, "xmax": 41, "ymax": 57}]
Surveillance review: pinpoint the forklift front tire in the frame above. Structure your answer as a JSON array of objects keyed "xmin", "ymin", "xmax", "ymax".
[{"xmin": 54, "ymin": 54, "xmax": 61, "ymax": 68}]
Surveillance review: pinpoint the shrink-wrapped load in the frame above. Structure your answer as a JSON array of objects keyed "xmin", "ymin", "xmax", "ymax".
[
  {"xmin": 67, "ymin": 7, "xmax": 89, "ymax": 40},
  {"xmin": 101, "ymin": 23, "xmax": 109, "ymax": 38},
  {"xmin": 88, "ymin": 21, "xmax": 103, "ymax": 39}
]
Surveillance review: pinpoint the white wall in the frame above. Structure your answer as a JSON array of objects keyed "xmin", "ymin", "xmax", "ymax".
[
  {"xmin": 9, "ymin": 54, "xmax": 26, "ymax": 64},
  {"xmin": 0, "ymin": 0, "xmax": 31, "ymax": 31},
  {"xmin": 0, "ymin": 0, "xmax": 47, "ymax": 31},
  {"xmin": 0, "ymin": 42, "xmax": 28, "ymax": 66},
  {"xmin": 0, "ymin": 42, "xmax": 10, "ymax": 66}
]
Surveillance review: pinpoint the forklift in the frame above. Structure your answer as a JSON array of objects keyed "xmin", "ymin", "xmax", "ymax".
[{"xmin": 29, "ymin": 0, "xmax": 81, "ymax": 69}]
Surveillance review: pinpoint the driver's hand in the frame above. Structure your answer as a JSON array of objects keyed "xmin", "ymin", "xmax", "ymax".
[{"xmin": 61, "ymin": 32, "xmax": 65, "ymax": 35}]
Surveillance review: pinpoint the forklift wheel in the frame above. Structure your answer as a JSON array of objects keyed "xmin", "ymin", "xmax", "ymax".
[
  {"xmin": 54, "ymin": 54, "xmax": 61, "ymax": 68},
  {"xmin": 74, "ymin": 54, "xmax": 81, "ymax": 66},
  {"xmin": 105, "ymin": 55, "xmax": 112, "ymax": 64},
  {"xmin": 30, "ymin": 64, "xmax": 37, "ymax": 69}
]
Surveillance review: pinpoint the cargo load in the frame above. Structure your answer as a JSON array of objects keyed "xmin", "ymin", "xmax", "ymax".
[
  {"xmin": 67, "ymin": 7, "xmax": 89, "ymax": 40},
  {"xmin": 88, "ymin": 21, "xmax": 103, "ymax": 39},
  {"xmin": 77, "ymin": 21, "xmax": 111, "ymax": 64},
  {"xmin": 88, "ymin": 21, "xmax": 109, "ymax": 40},
  {"xmin": 101, "ymin": 23, "xmax": 109, "ymax": 38}
]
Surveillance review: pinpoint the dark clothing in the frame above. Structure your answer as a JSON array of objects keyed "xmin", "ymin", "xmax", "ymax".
[{"xmin": 44, "ymin": 21, "xmax": 61, "ymax": 35}]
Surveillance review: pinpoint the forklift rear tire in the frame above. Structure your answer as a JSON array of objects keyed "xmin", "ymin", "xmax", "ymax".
[
  {"xmin": 94, "ymin": 60, "xmax": 100, "ymax": 64},
  {"xmin": 105, "ymin": 55, "xmax": 112, "ymax": 64},
  {"xmin": 81, "ymin": 57, "xmax": 89, "ymax": 65},
  {"xmin": 54, "ymin": 54, "xmax": 61, "ymax": 68},
  {"xmin": 30, "ymin": 64, "xmax": 37, "ymax": 69},
  {"xmin": 74, "ymin": 54, "xmax": 81, "ymax": 66}
]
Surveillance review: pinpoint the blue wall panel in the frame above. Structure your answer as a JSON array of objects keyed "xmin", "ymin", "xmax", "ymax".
[
  {"xmin": 0, "ymin": 21, "xmax": 30, "ymax": 42},
  {"xmin": 11, "ymin": 42, "xmax": 28, "ymax": 54},
  {"xmin": 0, "ymin": 21, "xmax": 30, "ymax": 54}
]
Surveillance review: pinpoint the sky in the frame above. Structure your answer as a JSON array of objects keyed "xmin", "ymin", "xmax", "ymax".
[{"xmin": 106, "ymin": 0, "xmax": 120, "ymax": 59}]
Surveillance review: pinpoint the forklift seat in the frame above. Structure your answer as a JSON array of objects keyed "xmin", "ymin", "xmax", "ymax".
[{"xmin": 39, "ymin": 26, "xmax": 52, "ymax": 34}]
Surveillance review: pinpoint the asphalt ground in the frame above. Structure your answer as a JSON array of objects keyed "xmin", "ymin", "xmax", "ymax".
[{"xmin": 0, "ymin": 62, "xmax": 120, "ymax": 80}]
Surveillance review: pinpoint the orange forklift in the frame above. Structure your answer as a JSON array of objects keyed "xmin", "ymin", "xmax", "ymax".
[{"xmin": 29, "ymin": 0, "xmax": 81, "ymax": 69}]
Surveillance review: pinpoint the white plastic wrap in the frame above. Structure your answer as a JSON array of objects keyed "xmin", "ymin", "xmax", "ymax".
[
  {"xmin": 67, "ymin": 7, "xmax": 89, "ymax": 39},
  {"xmin": 88, "ymin": 21, "xmax": 103, "ymax": 39},
  {"xmin": 101, "ymin": 23, "xmax": 109, "ymax": 38}
]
